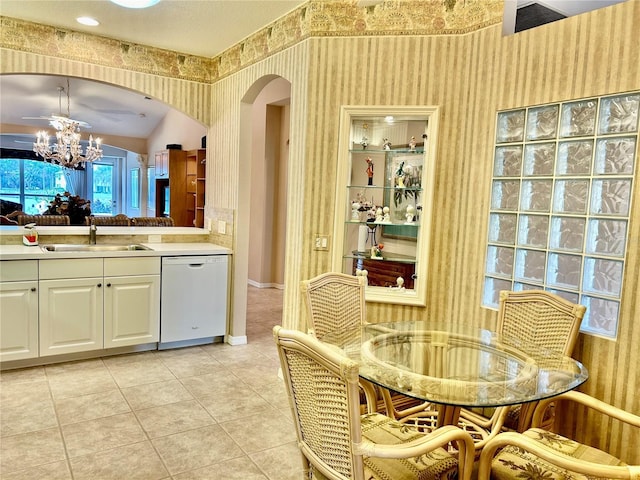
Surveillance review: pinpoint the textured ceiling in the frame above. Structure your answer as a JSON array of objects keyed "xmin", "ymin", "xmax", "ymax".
[{"xmin": 0, "ymin": 0, "xmax": 305, "ymax": 58}]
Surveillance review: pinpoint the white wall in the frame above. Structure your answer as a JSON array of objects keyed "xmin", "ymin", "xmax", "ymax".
[
  {"xmin": 147, "ymin": 108, "xmax": 207, "ymax": 156},
  {"xmin": 146, "ymin": 108, "xmax": 207, "ymax": 217},
  {"xmin": 248, "ymin": 77, "xmax": 291, "ymax": 287}
]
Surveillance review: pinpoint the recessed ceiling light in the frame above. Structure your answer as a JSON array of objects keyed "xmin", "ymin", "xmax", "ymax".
[
  {"xmin": 110, "ymin": 0, "xmax": 161, "ymax": 8},
  {"xmin": 76, "ymin": 16, "xmax": 99, "ymax": 26}
]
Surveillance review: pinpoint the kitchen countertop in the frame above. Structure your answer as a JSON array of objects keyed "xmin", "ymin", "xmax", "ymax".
[{"xmin": 0, "ymin": 242, "xmax": 231, "ymax": 260}]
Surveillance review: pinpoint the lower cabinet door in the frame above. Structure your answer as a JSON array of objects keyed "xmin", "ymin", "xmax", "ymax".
[
  {"xmin": 39, "ymin": 278, "xmax": 104, "ymax": 356},
  {"xmin": 0, "ymin": 281, "xmax": 39, "ymax": 361},
  {"xmin": 104, "ymin": 275, "xmax": 160, "ymax": 348}
]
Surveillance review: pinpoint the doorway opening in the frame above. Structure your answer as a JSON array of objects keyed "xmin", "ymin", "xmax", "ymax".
[{"xmin": 238, "ymin": 76, "xmax": 291, "ymax": 339}]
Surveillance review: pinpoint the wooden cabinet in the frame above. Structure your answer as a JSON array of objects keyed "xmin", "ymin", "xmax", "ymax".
[
  {"xmin": 0, "ymin": 260, "xmax": 39, "ymax": 361},
  {"xmin": 104, "ymin": 257, "xmax": 160, "ymax": 348},
  {"xmin": 351, "ymin": 257, "xmax": 415, "ymax": 289},
  {"xmin": 153, "ymin": 149, "xmax": 189, "ymax": 225},
  {"xmin": 38, "ymin": 259, "xmax": 104, "ymax": 356},
  {"xmin": 186, "ymin": 148, "xmax": 206, "ymax": 227}
]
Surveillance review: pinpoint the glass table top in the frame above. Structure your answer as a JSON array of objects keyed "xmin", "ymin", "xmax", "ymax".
[{"xmin": 321, "ymin": 321, "xmax": 588, "ymax": 408}]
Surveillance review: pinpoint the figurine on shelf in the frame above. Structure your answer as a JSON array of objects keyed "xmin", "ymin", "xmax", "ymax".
[
  {"xmin": 351, "ymin": 201, "xmax": 361, "ymax": 220},
  {"xmin": 375, "ymin": 207, "xmax": 383, "ymax": 223},
  {"xmin": 370, "ymin": 243, "xmax": 384, "ymax": 259},
  {"xmin": 405, "ymin": 204, "xmax": 416, "ymax": 224},
  {"xmin": 365, "ymin": 157, "xmax": 374, "ymax": 185},
  {"xmin": 356, "ymin": 268, "xmax": 369, "ymax": 286},
  {"xmin": 361, "ymin": 135, "xmax": 369, "ymax": 150},
  {"xmin": 383, "ymin": 138, "xmax": 392, "ymax": 151},
  {"xmin": 382, "ymin": 206, "xmax": 391, "ymax": 223},
  {"xmin": 409, "ymin": 136, "xmax": 417, "ymax": 152},
  {"xmin": 395, "ymin": 277, "xmax": 405, "ymax": 290},
  {"xmin": 395, "ymin": 161, "xmax": 406, "ymax": 188}
]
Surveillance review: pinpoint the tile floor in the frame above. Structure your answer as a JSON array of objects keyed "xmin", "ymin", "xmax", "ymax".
[{"xmin": 0, "ymin": 286, "xmax": 305, "ymax": 480}]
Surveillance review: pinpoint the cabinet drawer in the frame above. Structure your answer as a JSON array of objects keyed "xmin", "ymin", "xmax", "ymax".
[
  {"xmin": 105, "ymin": 257, "xmax": 160, "ymax": 276},
  {"xmin": 0, "ymin": 260, "xmax": 38, "ymax": 282},
  {"xmin": 39, "ymin": 258, "xmax": 103, "ymax": 279}
]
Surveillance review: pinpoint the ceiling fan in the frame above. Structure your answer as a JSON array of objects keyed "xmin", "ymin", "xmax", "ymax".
[{"xmin": 22, "ymin": 79, "xmax": 93, "ymax": 129}]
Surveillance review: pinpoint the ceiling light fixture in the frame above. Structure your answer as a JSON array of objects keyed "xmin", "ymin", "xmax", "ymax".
[
  {"xmin": 76, "ymin": 16, "xmax": 99, "ymax": 26},
  {"xmin": 33, "ymin": 78, "xmax": 103, "ymax": 169},
  {"xmin": 110, "ymin": 0, "xmax": 161, "ymax": 8}
]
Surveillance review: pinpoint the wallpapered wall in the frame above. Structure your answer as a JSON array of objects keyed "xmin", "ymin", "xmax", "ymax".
[
  {"xmin": 294, "ymin": 7, "xmax": 639, "ymax": 459},
  {"xmin": 1, "ymin": 0, "xmax": 638, "ymax": 462}
]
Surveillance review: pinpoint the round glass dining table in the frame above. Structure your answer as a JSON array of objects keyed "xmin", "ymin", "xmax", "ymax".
[{"xmin": 321, "ymin": 321, "xmax": 588, "ymax": 428}]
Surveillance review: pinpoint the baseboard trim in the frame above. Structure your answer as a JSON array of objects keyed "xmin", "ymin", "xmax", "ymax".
[
  {"xmin": 226, "ymin": 334, "xmax": 248, "ymax": 345},
  {"xmin": 247, "ymin": 279, "xmax": 284, "ymax": 290}
]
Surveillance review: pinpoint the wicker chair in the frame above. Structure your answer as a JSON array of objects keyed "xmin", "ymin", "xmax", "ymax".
[
  {"xmin": 460, "ymin": 290, "xmax": 587, "ymax": 434},
  {"xmin": 17, "ymin": 214, "xmax": 71, "ymax": 225},
  {"xmin": 477, "ymin": 391, "xmax": 640, "ymax": 480},
  {"xmin": 301, "ymin": 272, "xmax": 427, "ymax": 417},
  {"xmin": 273, "ymin": 326, "xmax": 475, "ymax": 480},
  {"xmin": 131, "ymin": 216, "xmax": 174, "ymax": 227},
  {"xmin": 301, "ymin": 272, "xmax": 379, "ymax": 412},
  {"xmin": 85, "ymin": 214, "xmax": 130, "ymax": 226},
  {"xmin": 301, "ymin": 272, "xmax": 366, "ymax": 339},
  {"xmin": 401, "ymin": 290, "xmax": 587, "ymax": 454}
]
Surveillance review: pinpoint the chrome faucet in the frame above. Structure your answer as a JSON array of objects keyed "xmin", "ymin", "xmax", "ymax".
[{"xmin": 89, "ymin": 216, "xmax": 97, "ymax": 244}]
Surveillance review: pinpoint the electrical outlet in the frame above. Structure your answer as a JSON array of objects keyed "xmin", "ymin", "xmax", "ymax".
[
  {"xmin": 217, "ymin": 220, "xmax": 226, "ymax": 234},
  {"xmin": 205, "ymin": 217, "xmax": 212, "ymax": 231},
  {"xmin": 148, "ymin": 234, "xmax": 162, "ymax": 243}
]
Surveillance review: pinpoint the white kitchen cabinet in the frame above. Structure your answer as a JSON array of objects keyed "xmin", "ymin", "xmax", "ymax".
[
  {"xmin": 38, "ymin": 257, "xmax": 161, "ymax": 356},
  {"xmin": 0, "ymin": 260, "xmax": 39, "ymax": 361},
  {"xmin": 39, "ymin": 258, "xmax": 104, "ymax": 357},
  {"xmin": 104, "ymin": 257, "xmax": 160, "ymax": 348}
]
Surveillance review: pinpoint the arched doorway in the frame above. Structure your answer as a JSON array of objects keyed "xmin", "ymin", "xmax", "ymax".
[{"xmin": 234, "ymin": 75, "xmax": 291, "ymax": 339}]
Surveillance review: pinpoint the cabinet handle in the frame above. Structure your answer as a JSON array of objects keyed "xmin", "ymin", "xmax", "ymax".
[
  {"xmin": 107, "ymin": 283, "xmax": 112, "ymax": 287},
  {"xmin": 31, "ymin": 287, "xmax": 36, "ymax": 292},
  {"xmin": 97, "ymin": 283, "xmax": 102, "ymax": 288},
  {"xmin": 192, "ymin": 326, "xmax": 199, "ymax": 330}
]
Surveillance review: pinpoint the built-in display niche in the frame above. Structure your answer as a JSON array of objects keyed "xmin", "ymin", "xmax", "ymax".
[{"xmin": 332, "ymin": 106, "xmax": 439, "ymax": 306}]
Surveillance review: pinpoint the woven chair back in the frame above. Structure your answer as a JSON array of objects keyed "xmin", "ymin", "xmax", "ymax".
[
  {"xmin": 131, "ymin": 216, "xmax": 175, "ymax": 227},
  {"xmin": 85, "ymin": 214, "xmax": 130, "ymax": 226},
  {"xmin": 274, "ymin": 325, "xmax": 363, "ymax": 479},
  {"xmin": 17, "ymin": 214, "xmax": 71, "ymax": 225},
  {"xmin": 301, "ymin": 272, "xmax": 366, "ymax": 339},
  {"xmin": 497, "ymin": 290, "xmax": 586, "ymax": 356}
]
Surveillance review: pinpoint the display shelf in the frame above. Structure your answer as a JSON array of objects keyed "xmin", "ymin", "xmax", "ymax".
[{"xmin": 332, "ymin": 106, "xmax": 439, "ymax": 306}]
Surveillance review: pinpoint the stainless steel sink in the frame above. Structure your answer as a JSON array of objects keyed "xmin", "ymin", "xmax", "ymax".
[{"xmin": 41, "ymin": 244, "xmax": 151, "ymax": 252}]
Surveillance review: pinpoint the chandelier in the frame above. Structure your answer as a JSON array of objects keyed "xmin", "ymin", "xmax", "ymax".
[{"xmin": 33, "ymin": 79, "xmax": 103, "ymax": 168}]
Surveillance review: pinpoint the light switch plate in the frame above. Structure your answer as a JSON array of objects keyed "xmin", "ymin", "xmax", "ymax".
[
  {"xmin": 217, "ymin": 220, "xmax": 226, "ymax": 234},
  {"xmin": 314, "ymin": 234, "xmax": 329, "ymax": 251}
]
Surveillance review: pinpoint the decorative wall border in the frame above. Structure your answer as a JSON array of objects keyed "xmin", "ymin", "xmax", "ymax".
[{"xmin": 0, "ymin": 0, "xmax": 503, "ymax": 83}]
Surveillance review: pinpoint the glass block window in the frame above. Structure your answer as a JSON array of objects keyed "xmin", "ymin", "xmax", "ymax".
[{"xmin": 483, "ymin": 92, "xmax": 639, "ymax": 339}]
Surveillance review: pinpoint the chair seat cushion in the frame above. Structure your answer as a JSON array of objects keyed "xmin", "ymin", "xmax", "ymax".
[
  {"xmin": 491, "ymin": 427, "xmax": 626, "ymax": 480},
  {"xmin": 361, "ymin": 413, "xmax": 458, "ymax": 480},
  {"xmin": 312, "ymin": 413, "xmax": 457, "ymax": 480}
]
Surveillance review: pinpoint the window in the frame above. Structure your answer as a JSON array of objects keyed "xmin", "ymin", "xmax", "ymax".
[
  {"xmin": 0, "ymin": 158, "xmax": 68, "ymax": 213},
  {"xmin": 130, "ymin": 168, "xmax": 140, "ymax": 209},
  {"xmin": 0, "ymin": 157, "xmax": 123, "ymax": 217},
  {"xmin": 483, "ymin": 92, "xmax": 639, "ymax": 339}
]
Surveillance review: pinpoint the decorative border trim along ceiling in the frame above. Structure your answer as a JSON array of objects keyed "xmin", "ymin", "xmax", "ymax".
[{"xmin": 0, "ymin": 0, "xmax": 503, "ymax": 83}]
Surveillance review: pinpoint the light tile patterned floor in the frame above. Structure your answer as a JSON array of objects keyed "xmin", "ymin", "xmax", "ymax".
[{"xmin": 0, "ymin": 286, "xmax": 304, "ymax": 480}]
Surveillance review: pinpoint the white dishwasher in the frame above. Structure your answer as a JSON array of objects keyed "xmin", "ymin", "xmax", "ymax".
[{"xmin": 159, "ymin": 255, "xmax": 228, "ymax": 348}]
